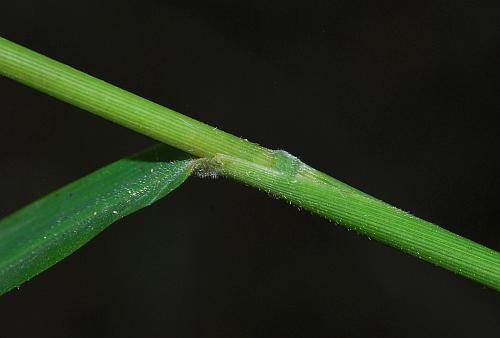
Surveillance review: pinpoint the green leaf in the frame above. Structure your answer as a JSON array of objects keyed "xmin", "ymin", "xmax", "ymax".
[{"xmin": 0, "ymin": 145, "xmax": 193, "ymax": 296}]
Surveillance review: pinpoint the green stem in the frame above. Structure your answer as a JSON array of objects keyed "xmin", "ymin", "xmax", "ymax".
[
  {"xmin": 1, "ymin": 36, "xmax": 499, "ymax": 290},
  {"xmin": 208, "ymin": 155, "xmax": 500, "ymax": 290},
  {"xmin": 0, "ymin": 37, "xmax": 360, "ymax": 194}
]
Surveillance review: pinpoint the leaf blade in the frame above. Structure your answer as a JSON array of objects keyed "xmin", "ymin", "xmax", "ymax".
[{"xmin": 0, "ymin": 145, "xmax": 193, "ymax": 296}]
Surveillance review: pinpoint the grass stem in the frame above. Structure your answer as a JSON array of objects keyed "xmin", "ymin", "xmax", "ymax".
[{"xmin": 1, "ymin": 36, "xmax": 499, "ymax": 290}]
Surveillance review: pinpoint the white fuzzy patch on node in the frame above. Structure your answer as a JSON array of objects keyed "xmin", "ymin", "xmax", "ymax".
[
  {"xmin": 192, "ymin": 158, "xmax": 221, "ymax": 179},
  {"xmin": 195, "ymin": 168, "xmax": 219, "ymax": 179}
]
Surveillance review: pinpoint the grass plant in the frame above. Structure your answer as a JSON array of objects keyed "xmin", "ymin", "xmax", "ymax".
[{"xmin": 0, "ymin": 36, "xmax": 499, "ymax": 294}]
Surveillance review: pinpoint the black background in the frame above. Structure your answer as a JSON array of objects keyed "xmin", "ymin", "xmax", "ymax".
[{"xmin": 1, "ymin": 1, "xmax": 499, "ymax": 337}]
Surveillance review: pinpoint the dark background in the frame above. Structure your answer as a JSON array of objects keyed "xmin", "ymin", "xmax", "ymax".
[{"xmin": 1, "ymin": 1, "xmax": 499, "ymax": 337}]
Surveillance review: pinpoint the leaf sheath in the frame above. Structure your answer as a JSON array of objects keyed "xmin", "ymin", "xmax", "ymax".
[{"xmin": 209, "ymin": 154, "xmax": 500, "ymax": 290}]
